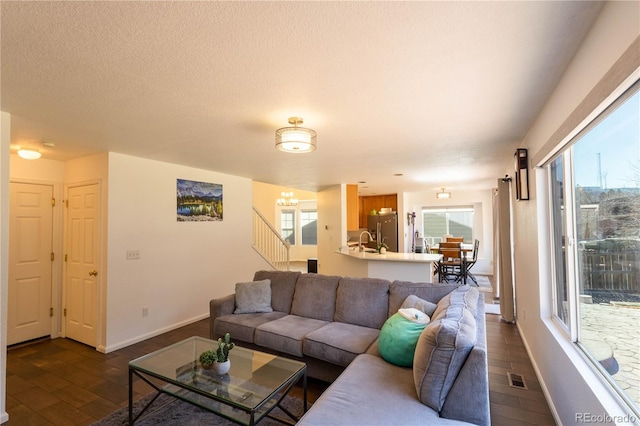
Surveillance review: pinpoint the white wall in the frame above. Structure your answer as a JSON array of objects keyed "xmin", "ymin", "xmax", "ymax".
[
  {"xmin": 0, "ymin": 112, "xmax": 11, "ymax": 424},
  {"xmin": 403, "ymin": 188, "xmax": 494, "ymax": 275},
  {"xmin": 317, "ymin": 184, "xmax": 362, "ymax": 277},
  {"xmin": 105, "ymin": 153, "xmax": 266, "ymax": 351},
  {"xmin": 513, "ymin": 2, "xmax": 639, "ymax": 424}
]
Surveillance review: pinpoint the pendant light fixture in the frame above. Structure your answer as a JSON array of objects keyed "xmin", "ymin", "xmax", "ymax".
[
  {"xmin": 277, "ymin": 191, "xmax": 298, "ymax": 206},
  {"xmin": 17, "ymin": 148, "xmax": 42, "ymax": 160},
  {"xmin": 275, "ymin": 117, "xmax": 317, "ymax": 153},
  {"xmin": 436, "ymin": 187, "xmax": 451, "ymax": 199}
]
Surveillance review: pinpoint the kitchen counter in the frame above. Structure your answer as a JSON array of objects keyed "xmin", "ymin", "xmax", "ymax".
[{"xmin": 335, "ymin": 247, "xmax": 442, "ymax": 282}]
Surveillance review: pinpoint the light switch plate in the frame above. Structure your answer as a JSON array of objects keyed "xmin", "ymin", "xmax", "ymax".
[{"xmin": 126, "ymin": 250, "xmax": 141, "ymax": 260}]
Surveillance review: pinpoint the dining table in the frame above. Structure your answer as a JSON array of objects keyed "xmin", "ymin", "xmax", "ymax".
[
  {"xmin": 430, "ymin": 243, "xmax": 475, "ymax": 285},
  {"xmin": 430, "ymin": 243, "xmax": 473, "ymax": 257}
]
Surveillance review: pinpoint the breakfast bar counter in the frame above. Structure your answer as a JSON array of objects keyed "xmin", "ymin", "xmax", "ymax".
[{"xmin": 335, "ymin": 247, "xmax": 442, "ymax": 282}]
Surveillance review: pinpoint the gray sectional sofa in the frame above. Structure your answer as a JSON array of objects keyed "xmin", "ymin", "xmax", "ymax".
[{"xmin": 209, "ymin": 270, "xmax": 489, "ymax": 425}]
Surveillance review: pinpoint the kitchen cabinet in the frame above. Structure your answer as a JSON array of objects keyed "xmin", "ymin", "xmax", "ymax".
[
  {"xmin": 347, "ymin": 184, "xmax": 359, "ymax": 231},
  {"xmin": 358, "ymin": 194, "xmax": 397, "ymax": 228}
]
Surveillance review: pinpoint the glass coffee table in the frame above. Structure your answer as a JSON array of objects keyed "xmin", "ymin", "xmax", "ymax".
[{"xmin": 129, "ymin": 336, "xmax": 307, "ymax": 425}]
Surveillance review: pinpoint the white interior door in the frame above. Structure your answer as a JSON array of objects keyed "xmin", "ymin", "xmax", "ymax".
[
  {"xmin": 65, "ymin": 183, "xmax": 100, "ymax": 347},
  {"xmin": 8, "ymin": 182, "xmax": 54, "ymax": 345}
]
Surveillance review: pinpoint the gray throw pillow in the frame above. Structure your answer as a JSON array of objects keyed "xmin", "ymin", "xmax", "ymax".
[
  {"xmin": 413, "ymin": 303, "xmax": 477, "ymax": 412},
  {"xmin": 234, "ymin": 279, "xmax": 273, "ymax": 314},
  {"xmin": 401, "ymin": 294, "xmax": 437, "ymax": 317}
]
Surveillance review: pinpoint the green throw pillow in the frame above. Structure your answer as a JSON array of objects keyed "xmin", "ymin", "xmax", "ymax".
[{"xmin": 378, "ymin": 312, "xmax": 428, "ymax": 367}]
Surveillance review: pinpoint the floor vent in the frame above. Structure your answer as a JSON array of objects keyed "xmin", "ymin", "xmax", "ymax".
[{"xmin": 507, "ymin": 372, "xmax": 528, "ymax": 390}]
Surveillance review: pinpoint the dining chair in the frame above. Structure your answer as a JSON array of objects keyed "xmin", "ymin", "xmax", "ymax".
[
  {"xmin": 436, "ymin": 245, "xmax": 465, "ymax": 284},
  {"xmin": 446, "ymin": 236, "xmax": 464, "ymax": 243},
  {"xmin": 439, "ymin": 241, "xmax": 461, "ymax": 249},
  {"xmin": 463, "ymin": 239, "xmax": 480, "ymax": 285}
]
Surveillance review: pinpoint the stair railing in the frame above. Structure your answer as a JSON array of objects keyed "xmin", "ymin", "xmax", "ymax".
[{"xmin": 252, "ymin": 207, "xmax": 290, "ymax": 271}]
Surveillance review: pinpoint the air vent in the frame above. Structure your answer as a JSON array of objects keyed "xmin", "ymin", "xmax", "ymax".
[{"xmin": 507, "ymin": 372, "xmax": 528, "ymax": 389}]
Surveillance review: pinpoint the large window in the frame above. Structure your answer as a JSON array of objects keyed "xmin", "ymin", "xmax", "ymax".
[
  {"xmin": 279, "ymin": 207, "xmax": 317, "ymax": 246},
  {"xmin": 547, "ymin": 82, "xmax": 639, "ymax": 412},
  {"xmin": 300, "ymin": 210, "xmax": 318, "ymax": 245},
  {"xmin": 280, "ymin": 210, "xmax": 295, "ymax": 245},
  {"xmin": 422, "ymin": 208, "xmax": 474, "ymax": 245}
]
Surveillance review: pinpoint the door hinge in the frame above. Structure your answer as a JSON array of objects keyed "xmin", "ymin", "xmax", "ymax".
[
  {"xmin": 64, "ymin": 254, "xmax": 67, "ymax": 262},
  {"xmin": 64, "ymin": 308, "xmax": 67, "ymax": 317},
  {"xmin": 50, "ymin": 307, "xmax": 54, "ymax": 317},
  {"xmin": 64, "ymin": 199, "xmax": 69, "ymax": 208},
  {"xmin": 52, "ymin": 198, "xmax": 56, "ymax": 207},
  {"xmin": 51, "ymin": 252, "xmax": 55, "ymax": 262}
]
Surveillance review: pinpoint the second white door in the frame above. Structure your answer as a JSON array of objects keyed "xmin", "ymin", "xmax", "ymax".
[{"xmin": 65, "ymin": 183, "xmax": 100, "ymax": 347}]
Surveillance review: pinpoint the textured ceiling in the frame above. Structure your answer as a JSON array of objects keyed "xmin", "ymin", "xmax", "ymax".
[{"xmin": 1, "ymin": 1, "xmax": 603, "ymax": 195}]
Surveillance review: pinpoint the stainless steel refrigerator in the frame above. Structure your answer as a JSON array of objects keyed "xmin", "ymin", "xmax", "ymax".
[{"xmin": 367, "ymin": 213, "xmax": 398, "ymax": 252}]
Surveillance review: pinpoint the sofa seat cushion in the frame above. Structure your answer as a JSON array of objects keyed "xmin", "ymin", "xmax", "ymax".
[
  {"xmin": 254, "ymin": 315, "xmax": 329, "ymax": 357},
  {"xmin": 334, "ymin": 277, "xmax": 390, "ymax": 329},
  {"xmin": 413, "ymin": 286, "xmax": 478, "ymax": 412},
  {"xmin": 214, "ymin": 311, "xmax": 288, "ymax": 343},
  {"xmin": 297, "ymin": 354, "xmax": 470, "ymax": 426},
  {"xmin": 303, "ymin": 322, "xmax": 380, "ymax": 367}
]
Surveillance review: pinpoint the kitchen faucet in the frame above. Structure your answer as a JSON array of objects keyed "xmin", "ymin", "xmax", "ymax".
[{"xmin": 359, "ymin": 231, "xmax": 374, "ymax": 252}]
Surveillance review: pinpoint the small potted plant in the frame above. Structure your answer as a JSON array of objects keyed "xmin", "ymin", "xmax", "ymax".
[
  {"xmin": 200, "ymin": 333, "xmax": 235, "ymax": 375},
  {"xmin": 199, "ymin": 349, "xmax": 217, "ymax": 369},
  {"xmin": 377, "ymin": 237, "xmax": 389, "ymax": 254}
]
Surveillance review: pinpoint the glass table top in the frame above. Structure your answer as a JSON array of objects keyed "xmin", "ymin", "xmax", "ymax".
[{"xmin": 129, "ymin": 336, "xmax": 306, "ymax": 413}]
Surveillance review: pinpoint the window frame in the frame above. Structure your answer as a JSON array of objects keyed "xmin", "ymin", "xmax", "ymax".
[
  {"xmin": 421, "ymin": 206, "xmax": 475, "ymax": 246},
  {"xmin": 300, "ymin": 209, "xmax": 318, "ymax": 246},
  {"xmin": 280, "ymin": 209, "xmax": 296, "ymax": 245},
  {"xmin": 277, "ymin": 201, "xmax": 318, "ymax": 248},
  {"xmin": 544, "ymin": 77, "xmax": 640, "ymax": 415}
]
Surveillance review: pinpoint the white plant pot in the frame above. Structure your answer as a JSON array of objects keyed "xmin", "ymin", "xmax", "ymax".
[
  {"xmin": 213, "ymin": 360, "xmax": 231, "ymax": 375},
  {"xmin": 379, "ymin": 247, "xmax": 387, "ymax": 254}
]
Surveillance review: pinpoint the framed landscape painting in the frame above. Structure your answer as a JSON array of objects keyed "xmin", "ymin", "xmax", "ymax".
[{"xmin": 176, "ymin": 179, "xmax": 223, "ymax": 222}]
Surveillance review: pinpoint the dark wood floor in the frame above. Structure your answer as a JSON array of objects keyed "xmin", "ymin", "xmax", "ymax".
[{"xmin": 4, "ymin": 292, "xmax": 556, "ymax": 425}]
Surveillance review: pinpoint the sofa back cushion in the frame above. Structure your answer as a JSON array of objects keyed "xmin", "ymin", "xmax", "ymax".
[
  {"xmin": 413, "ymin": 286, "xmax": 478, "ymax": 412},
  {"xmin": 430, "ymin": 284, "xmax": 479, "ymax": 318},
  {"xmin": 335, "ymin": 277, "xmax": 390, "ymax": 329},
  {"xmin": 253, "ymin": 270, "xmax": 300, "ymax": 313},
  {"xmin": 291, "ymin": 274, "xmax": 340, "ymax": 321},
  {"xmin": 388, "ymin": 281, "xmax": 458, "ymax": 317}
]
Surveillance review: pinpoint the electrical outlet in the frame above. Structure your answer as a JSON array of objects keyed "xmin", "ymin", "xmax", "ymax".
[
  {"xmin": 126, "ymin": 250, "xmax": 141, "ymax": 260},
  {"xmin": 142, "ymin": 307, "xmax": 149, "ymax": 317}
]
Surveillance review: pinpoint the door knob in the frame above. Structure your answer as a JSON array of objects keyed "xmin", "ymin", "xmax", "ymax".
[{"xmin": 89, "ymin": 270, "xmax": 98, "ymax": 277}]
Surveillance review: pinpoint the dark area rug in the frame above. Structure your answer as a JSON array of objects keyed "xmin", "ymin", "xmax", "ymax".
[{"xmin": 91, "ymin": 392, "xmax": 305, "ymax": 426}]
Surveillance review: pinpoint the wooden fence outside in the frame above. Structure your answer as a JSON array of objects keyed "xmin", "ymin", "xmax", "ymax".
[{"xmin": 580, "ymin": 246, "xmax": 639, "ymax": 292}]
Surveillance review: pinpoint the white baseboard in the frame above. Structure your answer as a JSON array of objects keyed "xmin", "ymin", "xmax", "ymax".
[
  {"xmin": 516, "ymin": 321, "xmax": 562, "ymax": 425},
  {"xmin": 1, "ymin": 411, "xmax": 8, "ymax": 424},
  {"xmin": 102, "ymin": 312, "xmax": 209, "ymax": 353}
]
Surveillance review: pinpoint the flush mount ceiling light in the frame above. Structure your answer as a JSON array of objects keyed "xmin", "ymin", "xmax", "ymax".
[
  {"xmin": 17, "ymin": 148, "xmax": 42, "ymax": 160},
  {"xmin": 277, "ymin": 191, "xmax": 298, "ymax": 206},
  {"xmin": 275, "ymin": 117, "xmax": 317, "ymax": 153},
  {"xmin": 436, "ymin": 187, "xmax": 451, "ymax": 199}
]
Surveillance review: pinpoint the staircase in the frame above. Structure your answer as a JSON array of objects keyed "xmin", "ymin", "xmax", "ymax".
[{"xmin": 252, "ymin": 207, "xmax": 290, "ymax": 271}]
